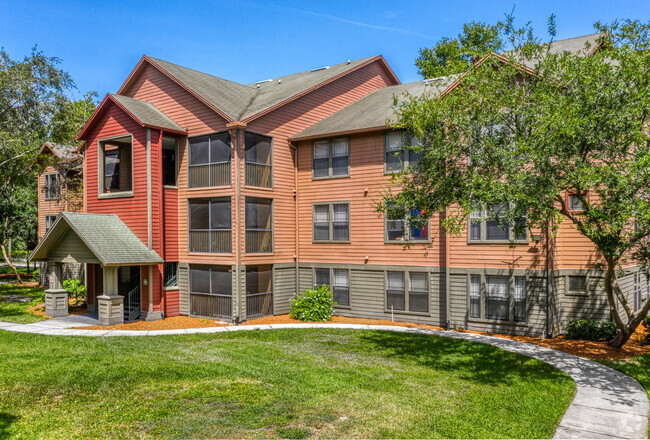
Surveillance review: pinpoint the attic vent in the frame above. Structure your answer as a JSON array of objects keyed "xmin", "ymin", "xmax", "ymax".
[
  {"xmin": 255, "ymin": 79, "xmax": 273, "ymax": 88},
  {"xmin": 310, "ymin": 66, "xmax": 330, "ymax": 72},
  {"xmin": 422, "ymin": 77, "xmax": 443, "ymax": 85}
]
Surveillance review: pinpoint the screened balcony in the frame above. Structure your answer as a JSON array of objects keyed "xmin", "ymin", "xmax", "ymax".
[
  {"xmin": 245, "ymin": 197, "xmax": 273, "ymax": 253},
  {"xmin": 188, "ymin": 198, "xmax": 232, "ymax": 253},
  {"xmin": 188, "ymin": 132, "xmax": 231, "ymax": 188},
  {"xmin": 244, "ymin": 132, "xmax": 272, "ymax": 188}
]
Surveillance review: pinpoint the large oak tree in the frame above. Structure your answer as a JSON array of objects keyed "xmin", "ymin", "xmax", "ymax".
[{"xmin": 382, "ymin": 19, "xmax": 650, "ymax": 347}]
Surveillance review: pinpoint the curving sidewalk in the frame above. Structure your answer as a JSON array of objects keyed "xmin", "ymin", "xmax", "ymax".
[{"xmin": 0, "ymin": 320, "xmax": 647, "ymax": 439}]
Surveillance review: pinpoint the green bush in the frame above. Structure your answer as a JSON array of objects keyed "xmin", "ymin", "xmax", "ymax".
[
  {"xmin": 289, "ymin": 284, "xmax": 335, "ymax": 322},
  {"xmin": 62, "ymin": 279, "xmax": 87, "ymax": 306},
  {"xmin": 564, "ymin": 319, "xmax": 618, "ymax": 341}
]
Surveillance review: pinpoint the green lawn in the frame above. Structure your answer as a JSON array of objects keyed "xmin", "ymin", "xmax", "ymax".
[
  {"xmin": 604, "ymin": 355, "xmax": 650, "ymax": 437},
  {"xmin": 0, "ymin": 282, "xmax": 47, "ymax": 324},
  {"xmin": 0, "ymin": 329, "xmax": 575, "ymax": 439}
]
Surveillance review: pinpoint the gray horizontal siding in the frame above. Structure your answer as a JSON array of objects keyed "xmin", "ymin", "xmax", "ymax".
[
  {"xmin": 274, "ymin": 266, "xmax": 296, "ymax": 315},
  {"xmin": 178, "ymin": 263, "xmax": 189, "ymax": 316}
]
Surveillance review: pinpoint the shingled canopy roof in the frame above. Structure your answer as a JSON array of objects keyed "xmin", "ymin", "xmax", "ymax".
[
  {"xmin": 292, "ymin": 76, "xmax": 458, "ymax": 140},
  {"xmin": 30, "ymin": 212, "xmax": 163, "ymax": 266},
  {"xmin": 77, "ymin": 93, "xmax": 185, "ymax": 141}
]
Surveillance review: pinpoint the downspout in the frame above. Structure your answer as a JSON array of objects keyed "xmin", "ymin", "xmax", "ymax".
[
  {"xmin": 444, "ymin": 210, "xmax": 451, "ymax": 330},
  {"xmin": 546, "ymin": 218, "xmax": 554, "ymax": 338},
  {"xmin": 289, "ymin": 141, "xmax": 299, "ymax": 296},
  {"xmin": 146, "ymin": 128, "xmax": 154, "ymax": 316},
  {"xmin": 227, "ymin": 122, "xmax": 247, "ymax": 324}
]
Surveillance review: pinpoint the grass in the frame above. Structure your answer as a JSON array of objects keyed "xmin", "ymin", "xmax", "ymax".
[
  {"xmin": 0, "ymin": 266, "xmax": 38, "ymax": 276},
  {"xmin": 603, "ymin": 354, "xmax": 650, "ymax": 437},
  {"xmin": 0, "ymin": 329, "xmax": 575, "ymax": 439},
  {"xmin": 0, "ymin": 282, "xmax": 47, "ymax": 324}
]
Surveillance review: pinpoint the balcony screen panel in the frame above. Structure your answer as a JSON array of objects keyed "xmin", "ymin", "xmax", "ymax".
[
  {"xmin": 210, "ymin": 266, "xmax": 232, "ymax": 296},
  {"xmin": 190, "ymin": 266, "xmax": 211, "ymax": 293},
  {"xmin": 246, "ymin": 265, "xmax": 273, "ymax": 294},
  {"xmin": 189, "ymin": 200, "xmax": 209, "ymax": 230},
  {"xmin": 245, "ymin": 198, "xmax": 272, "ymax": 229},
  {"xmin": 245, "ymin": 132, "xmax": 271, "ymax": 165},
  {"xmin": 189, "ymin": 136, "xmax": 210, "ymax": 165},
  {"xmin": 210, "ymin": 132, "xmax": 231, "ymax": 163},
  {"xmin": 210, "ymin": 199, "xmax": 231, "ymax": 229}
]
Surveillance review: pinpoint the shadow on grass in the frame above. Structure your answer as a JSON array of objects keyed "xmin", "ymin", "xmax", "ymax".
[
  {"xmin": 0, "ymin": 412, "xmax": 17, "ymax": 439},
  {"xmin": 358, "ymin": 330, "xmax": 569, "ymax": 386}
]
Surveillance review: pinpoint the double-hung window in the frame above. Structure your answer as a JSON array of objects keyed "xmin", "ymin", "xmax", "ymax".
[
  {"xmin": 312, "ymin": 138, "xmax": 349, "ymax": 178},
  {"xmin": 313, "ymin": 203, "xmax": 350, "ymax": 242},
  {"xmin": 385, "ymin": 131, "xmax": 421, "ymax": 173},
  {"xmin": 44, "ymin": 173, "xmax": 61, "ymax": 200},
  {"xmin": 468, "ymin": 204, "xmax": 527, "ymax": 243},
  {"xmin": 314, "ymin": 268, "xmax": 350, "ymax": 306},
  {"xmin": 386, "ymin": 207, "xmax": 429, "ymax": 242},
  {"xmin": 469, "ymin": 274, "xmax": 527, "ymax": 322},
  {"xmin": 188, "ymin": 132, "xmax": 231, "ymax": 188},
  {"xmin": 567, "ymin": 192, "xmax": 587, "ymax": 212},
  {"xmin": 245, "ymin": 132, "xmax": 272, "ymax": 188},
  {"xmin": 188, "ymin": 198, "xmax": 232, "ymax": 253},
  {"xmin": 386, "ymin": 271, "xmax": 429, "ymax": 313}
]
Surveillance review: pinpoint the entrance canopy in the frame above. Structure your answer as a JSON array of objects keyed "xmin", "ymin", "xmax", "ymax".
[{"xmin": 30, "ymin": 212, "xmax": 163, "ymax": 266}]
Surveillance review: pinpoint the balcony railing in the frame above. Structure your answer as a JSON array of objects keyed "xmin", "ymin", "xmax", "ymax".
[
  {"xmin": 245, "ymin": 230, "xmax": 273, "ymax": 253},
  {"xmin": 189, "ymin": 162, "xmax": 231, "ymax": 188},
  {"xmin": 189, "ymin": 230, "xmax": 232, "ymax": 253},
  {"xmin": 245, "ymin": 162, "xmax": 272, "ymax": 188},
  {"xmin": 190, "ymin": 293, "xmax": 232, "ymax": 318},
  {"xmin": 246, "ymin": 292, "xmax": 273, "ymax": 318}
]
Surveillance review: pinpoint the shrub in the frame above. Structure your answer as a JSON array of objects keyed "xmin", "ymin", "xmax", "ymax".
[
  {"xmin": 564, "ymin": 319, "xmax": 618, "ymax": 341},
  {"xmin": 289, "ymin": 284, "xmax": 335, "ymax": 322},
  {"xmin": 62, "ymin": 279, "xmax": 87, "ymax": 306}
]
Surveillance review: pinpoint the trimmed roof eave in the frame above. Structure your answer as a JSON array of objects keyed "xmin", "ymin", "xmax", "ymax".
[{"xmin": 291, "ymin": 124, "xmax": 388, "ymax": 142}]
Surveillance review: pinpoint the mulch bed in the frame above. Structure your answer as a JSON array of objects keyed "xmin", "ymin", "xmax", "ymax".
[{"xmin": 63, "ymin": 310, "xmax": 650, "ymax": 362}]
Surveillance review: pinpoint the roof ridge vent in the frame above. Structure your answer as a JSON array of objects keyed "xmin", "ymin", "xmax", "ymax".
[
  {"xmin": 422, "ymin": 77, "xmax": 443, "ymax": 85},
  {"xmin": 310, "ymin": 66, "xmax": 330, "ymax": 72},
  {"xmin": 255, "ymin": 79, "xmax": 273, "ymax": 88}
]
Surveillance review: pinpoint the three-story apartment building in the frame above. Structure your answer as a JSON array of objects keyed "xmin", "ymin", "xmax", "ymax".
[{"xmin": 31, "ymin": 34, "xmax": 648, "ymax": 333}]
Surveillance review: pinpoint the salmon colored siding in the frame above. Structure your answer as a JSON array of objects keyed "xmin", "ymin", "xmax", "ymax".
[
  {"xmin": 297, "ymin": 131, "xmax": 443, "ymax": 266},
  {"xmin": 84, "ymin": 104, "xmax": 149, "ymax": 245},
  {"xmin": 244, "ymin": 59, "xmax": 397, "ymax": 265},
  {"xmin": 123, "ymin": 63, "xmax": 229, "ymax": 134}
]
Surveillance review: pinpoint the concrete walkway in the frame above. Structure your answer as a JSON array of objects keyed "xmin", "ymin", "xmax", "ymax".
[{"xmin": 0, "ymin": 319, "xmax": 647, "ymax": 438}]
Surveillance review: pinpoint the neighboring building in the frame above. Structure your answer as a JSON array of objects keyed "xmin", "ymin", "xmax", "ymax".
[
  {"xmin": 31, "ymin": 34, "xmax": 648, "ymax": 333},
  {"xmin": 36, "ymin": 142, "xmax": 85, "ymax": 286}
]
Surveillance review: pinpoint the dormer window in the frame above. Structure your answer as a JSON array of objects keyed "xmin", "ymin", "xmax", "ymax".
[{"xmin": 99, "ymin": 135, "xmax": 133, "ymax": 197}]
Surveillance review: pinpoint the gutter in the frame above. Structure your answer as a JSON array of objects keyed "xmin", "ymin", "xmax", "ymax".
[{"xmin": 289, "ymin": 141, "xmax": 299, "ymax": 296}]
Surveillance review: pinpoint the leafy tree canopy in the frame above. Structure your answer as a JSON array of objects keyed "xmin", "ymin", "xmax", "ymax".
[
  {"xmin": 383, "ymin": 18, "xmax": 650, "ymax": 347},
  {"xmin": 415, "ymin": 21, "xmax": 504, "ymax": 78}
]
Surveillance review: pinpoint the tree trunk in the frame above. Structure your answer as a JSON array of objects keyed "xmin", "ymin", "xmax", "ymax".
[{"xmin": 1, "ymin": 242, "xmax": 21, "ymax": 283}]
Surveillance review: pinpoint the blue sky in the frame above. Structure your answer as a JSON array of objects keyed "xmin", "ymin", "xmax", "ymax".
[{"xmin": 2, "ymin": 0, "xmax": 649, "ymax": 99}]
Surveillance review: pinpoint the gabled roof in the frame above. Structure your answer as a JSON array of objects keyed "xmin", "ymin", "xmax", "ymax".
[
  {"xmin": 292, "ymin": 76, "xmax": 458, "ymax": 140},
  {"xmin": 77, "ymin": 93, "xmax": 185, "ymax": 141},
  {"xmin": 39, "ymin": 142, "xmax": 79, "ymax": 162},
  {"xmin": 292, "ymin": 33, "xmax": 606, "ymax": 140},
  {"xmin": 30, "ymin": 212, "xmax": 163, "ymax": 266},
  {"xmin": 118, "ymin": 55, "xmax": 399, "ymax": 123}
]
